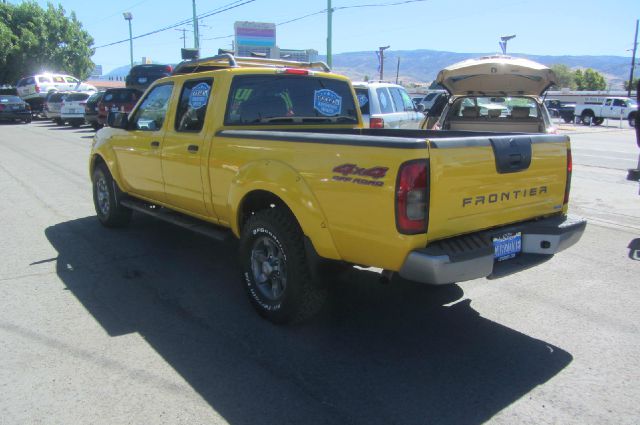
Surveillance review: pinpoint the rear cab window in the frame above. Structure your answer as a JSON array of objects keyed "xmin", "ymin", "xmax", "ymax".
[{"xmin": 225, "ymin": 75, "xmax": 358, "ymax": 126}]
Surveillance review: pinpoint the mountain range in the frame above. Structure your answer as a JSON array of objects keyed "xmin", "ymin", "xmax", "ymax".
[{"xmin": 102, "ymin": 48, "xmax": 634, "ymax": 89}]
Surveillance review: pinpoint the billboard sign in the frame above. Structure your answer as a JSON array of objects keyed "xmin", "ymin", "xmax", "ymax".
[{"xmin": 234, "ymin": 21, "xmax": 276, "ymax": 47}]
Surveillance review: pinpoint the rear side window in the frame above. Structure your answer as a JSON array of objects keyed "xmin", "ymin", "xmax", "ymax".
[
  {"xmin": 355, "ymin": 88, "xmax": 370, "ymax": 115},
  {"xmin": 175, "ymin": 78, "xmax": 212, "ymax": 132},
  {"xmin": 376, "ymin": 88, "xmax": 394, "ymax": 113},
  {"xmin": 66, "ymin": 93, "xmax": 90, "ymax": 101},
  {"xmin": 38, "ymin": 76, "xmax": 52, "ymax": 83},
  {"xmin": 104, "ymin": 90, "xmax": 140, "ymax": 103},
  {"xmin": 225, "ymin": 75, "xmax": 358, "ymax": 126}
]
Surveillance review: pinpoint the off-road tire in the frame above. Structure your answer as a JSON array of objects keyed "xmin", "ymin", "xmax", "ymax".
[
  {"xmin": 239, "ymin": 208, "xmax": 327, "ymax": 324},
  {"xmin": 92, "ymin": 163, "xmax": 132, "ymax": 227}
]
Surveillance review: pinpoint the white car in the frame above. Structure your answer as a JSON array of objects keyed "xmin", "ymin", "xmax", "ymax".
[
  {"xmin": 427, "ymin": 56, "xmax": 556, "ymax": 134},
  {"xmin": 60, "ymin": 92, "xmax": 91, "ymax": 127},
  {"xmin": 353, "ymin": 81, "xmax": 422, "ymax": 129},
  {"xmin": 16, "ymin": 73, "xmax": 81, "ymax": 101}
]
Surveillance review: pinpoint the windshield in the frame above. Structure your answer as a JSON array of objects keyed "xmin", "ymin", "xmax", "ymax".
[{"xmin": 628, "ymin": 99, "xmax": 638, "ymax": 107}]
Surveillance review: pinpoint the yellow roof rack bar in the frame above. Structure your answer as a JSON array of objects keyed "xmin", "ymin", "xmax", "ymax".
[{"xmin": 173, "ymin": 53, "xmax": 331, "ymax": 75}]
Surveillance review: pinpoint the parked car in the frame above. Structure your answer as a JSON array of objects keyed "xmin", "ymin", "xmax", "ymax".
[
  {"xmin": 413, "ymin": 90, "xmax": 448, "ymax": 112},
  {"xmin": 16, "ymin": 73, "xmax": 82, "ymax": 114},
  {"xmin": 60, "ymin": 92, "xmax": 92, "ymax": 127},
  {"xmin": 97, "ymin": 88, "xmax": 142, "ymax": 126},
  {"xmin": 84, "ymin": 91, "xmax": 105, "ymax": 130},
  {"xmin": 125, "ymin": 64, "xmax": 173, "ymax": 92},
  {"xmin": 43, "ymin": 91, "xmax": 69, "ymax": 125},
  {"xmin": 545, "ymin": 99, "xmax": 575, "ymax": 123},
  {"xmin": 352, "ymin": 81, "xmax": 422, "ymax": 128},
  {"xmin": 0, "ymin": 95, "xmax": 31, "ymax": 123},
  {"xmin": 574, "ymin": 97, "xmax": 638, "ymax": 127},
  {"xmin": 427, "ymin": 56, "xmax": 557, "ymax": 134}
]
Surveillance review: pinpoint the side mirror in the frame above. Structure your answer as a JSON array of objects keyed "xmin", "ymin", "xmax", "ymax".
[
  {"xmin": 107, "ymin": 111, "xmax": 129, "ymax": 129},
  {"xmin": 416, "ymin": 104, "xmax": 425, "ymax": 113}
]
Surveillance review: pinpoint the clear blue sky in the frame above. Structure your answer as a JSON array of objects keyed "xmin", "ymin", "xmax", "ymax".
[{"xmin": 12, "ymin": 0, "xmax": 640, "ymax": 73}]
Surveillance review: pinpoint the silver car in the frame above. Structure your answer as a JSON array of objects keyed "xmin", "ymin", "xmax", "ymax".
[{"xmin": 353, "ymin": 81, "xmax": 422, "ymax": 129}]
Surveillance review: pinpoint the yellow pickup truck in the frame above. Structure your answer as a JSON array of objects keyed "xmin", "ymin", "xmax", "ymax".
[{"xmin": 90, "ymin": 54, "xmax": 585, "ymax": 324}]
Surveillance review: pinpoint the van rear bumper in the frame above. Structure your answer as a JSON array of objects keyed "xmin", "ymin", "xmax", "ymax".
[{"xmin": 398, "ymin": 214, "xmax": 586, "ymax": 285}]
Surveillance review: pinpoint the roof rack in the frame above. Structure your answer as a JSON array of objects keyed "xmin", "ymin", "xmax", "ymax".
[{"xmin": 172, "ymin": 53, "xmax": 331, "ymax": 75}]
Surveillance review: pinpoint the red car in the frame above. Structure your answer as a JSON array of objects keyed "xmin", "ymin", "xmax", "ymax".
[{"xmin": 97, "ymin": 88, "xmax": 141, "ymax": 126}]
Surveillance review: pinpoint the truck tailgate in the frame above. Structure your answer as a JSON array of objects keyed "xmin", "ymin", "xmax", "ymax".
[{"xmin": 427, "ymin": 134, "xmax": 569, "ymax": 242}]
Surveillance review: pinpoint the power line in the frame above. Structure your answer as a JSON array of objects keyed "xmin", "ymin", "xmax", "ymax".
[{"xmin": 94, "ymin": 0, "xmax": 256, "ymax": 49}]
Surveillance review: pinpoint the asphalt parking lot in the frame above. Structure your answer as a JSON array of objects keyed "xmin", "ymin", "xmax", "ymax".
[{"xmin": 0, "ymin": 119, "xmax": 639, "ymax": 425}]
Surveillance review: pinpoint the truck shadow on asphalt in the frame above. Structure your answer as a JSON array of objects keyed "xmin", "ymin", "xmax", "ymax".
[{"xmin": 44, "ymin": 216, "xmax": 572, "ymax": 425}]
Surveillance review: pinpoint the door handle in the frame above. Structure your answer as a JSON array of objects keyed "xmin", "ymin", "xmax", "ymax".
[
  {"xmin": 187, "ymin": 144, "xmax": 199, "ymax": 153},
  {"xmin": 150, "ymin": 141, "xmax": 160, "ymax": 148}
]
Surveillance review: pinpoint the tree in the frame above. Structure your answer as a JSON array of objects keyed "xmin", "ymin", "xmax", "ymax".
[
  {"xmin": 624, "ymin": 78, "xmax": 639, "ymax": 91},
  {"xmin": 0, "ymin": 2, "xmax": 94, "ymax": 85},
  {"xmin": 574, "ymin": 68, "xmax": 607, "ymax": 91},
  {"xmin": 550, "ymin": 64, "xmax": 576, "ymax": 90}
]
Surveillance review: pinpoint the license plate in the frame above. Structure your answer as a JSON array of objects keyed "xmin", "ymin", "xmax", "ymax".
[
  {"xmin": 493, "ymin": 232, "xmax": 522, "ymax": 261},
  {"xmin": 111, "ymin": 107, "xmax": 119, "ymax": 112},
  {"xmin": 138, "ymin": 77, "xmax": 147, "ymax": 83}
]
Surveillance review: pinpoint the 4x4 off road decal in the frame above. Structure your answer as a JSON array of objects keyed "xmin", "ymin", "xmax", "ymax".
[{"xmin": 332, "ymin": 163, "xmax": 388, "ymax": 187}]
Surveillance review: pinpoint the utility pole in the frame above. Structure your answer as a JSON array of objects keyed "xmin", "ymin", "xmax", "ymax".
[
  {"xmin": 192, "ymin": 0, "xmax": 199, "ymax": 50},
  {"xmin": 395, "ymin": 57, "xmax": 400, "ymax": 84},
  {"xmin": 628, "ymin": 19, "xmax": 638, "ymax": 98},
  {"xmin": 176, "ymin": 28, "xmax": 187, "ymax": 48},
  {"xmin": 378, "ymin": 45, "xmax": 389, "ymax": 81},
  {"xmin": 326, "ymin": 0, "xmax": 333, "ymax": 68}
]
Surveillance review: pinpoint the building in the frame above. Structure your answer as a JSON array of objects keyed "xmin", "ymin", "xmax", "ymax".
[{"xmin": 234, "ymin": 21, "xmax": 318, "ymax": 63}]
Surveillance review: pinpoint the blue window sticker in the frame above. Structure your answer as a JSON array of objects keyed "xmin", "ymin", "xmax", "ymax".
[
  {"xmin": 314, "ymin": 89, "xmax": 342, "ymax": 116},
  {"xmin": 189, "ymin": 82, "xmax": 210, "ymax": 109},
  {"xmin": 357, "ymin": 93, "xmax": 368, "ymax": 107}
]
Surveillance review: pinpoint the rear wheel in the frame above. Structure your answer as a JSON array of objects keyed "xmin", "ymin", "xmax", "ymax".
[
  {"xmin": 92, "ymin": 163, "xmax": 132, "ymax": 227},
  {"xmin": 581, "ymin": 111, "xmax": 594, "ymax": 126},
  {"xmin": 630, "ymin": 113, "xmax": 637, "ymax": 128},
  {"xmin": 239, "ymin": 208, "xmax": 327, "ymax": 324}
]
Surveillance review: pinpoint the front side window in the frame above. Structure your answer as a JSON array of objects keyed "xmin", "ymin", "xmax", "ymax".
[
  {"xmin": 130, "ymin": 84, "xmax": 174, "ymax": 131},
  {"xmin": 175, "ymin": 78, "xmax": 212, "ymax": 132},
  {"xmin": 225, "ymin": 75, "xmax": 358, "ymax": 126},
  {"xmin": 65, "ymin": 77, "xmax": 79, "ymax": 84},
  {"xmin": 613, "ymin": 99, "xmax": 626, "ymax": 107}
]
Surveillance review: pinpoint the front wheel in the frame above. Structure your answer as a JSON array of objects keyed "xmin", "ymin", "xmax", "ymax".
[
  {"xmin": 92, "ymin": 163, "xmax": 132, "ymax": 227},
  {"xmin": 239, "ymin": 208, "xmax": 327, "ymax": 324},
  {"xmin": 593, "ymin": 117, "xmax": 604, "ymax": 126}
]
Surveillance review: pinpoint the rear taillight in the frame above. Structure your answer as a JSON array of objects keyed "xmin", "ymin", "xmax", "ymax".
[
  {"xmin": 564, "ymin": 148, "xmax": 572, "ymax": 205},
  {"xmin": 35, "ymin": 85, "xmax": 40, "ymax": 93},
  {"xmin": 370, "ymin": 117, "xmax": 384, "ymax": 128},
  {"xmin": 396, "ymin": 159, "xmax": 430, "ymax": 234},
  {"xmin": 165, "ymin": 65, "xmax": 173, "ymax": 72}
]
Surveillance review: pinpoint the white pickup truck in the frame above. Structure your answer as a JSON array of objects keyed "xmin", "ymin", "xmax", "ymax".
[{"xmin": 574, "ymin": 96, "xmax": 638, "ymax": 127}]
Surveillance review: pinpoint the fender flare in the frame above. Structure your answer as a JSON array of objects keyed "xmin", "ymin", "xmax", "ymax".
[{"xmin": 227, "ymin": 159, "xmax": 340, "ymax": 260}]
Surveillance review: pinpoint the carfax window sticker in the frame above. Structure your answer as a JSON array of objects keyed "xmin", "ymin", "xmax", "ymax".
[
  {"xmin": 357, "ymin": 93, "xmax": 368, "ymax": 107},
  {"xmin": 189, "ymin": 82, "xmax": 210, "ymax": 109},
  {"xmin": 314, "ymin": 89, "xmax": 342, "ymax": 116}
]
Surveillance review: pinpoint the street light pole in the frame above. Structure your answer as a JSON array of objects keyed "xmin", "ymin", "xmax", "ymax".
[
  {"xmin": 192, "ymin": 0, "xmax": 199, "ymax": 50},
  {"xmin": 123, "ymin": 12, "xmax": 133, "ymax": 69}
]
